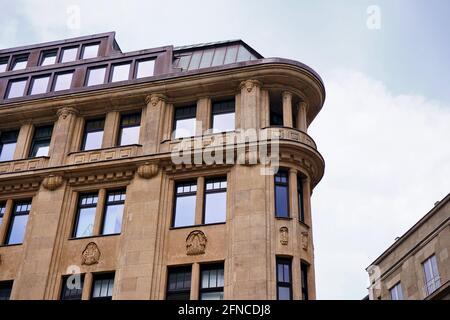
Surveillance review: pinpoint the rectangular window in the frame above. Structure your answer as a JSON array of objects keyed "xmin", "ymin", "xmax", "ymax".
[
  {"xmin": 275, "ymin": 170, "xmax": 289, "ymax": 218},
  {"xmin": 0, "ymin": 58, "xmax": 8, "ymax": 73},
  {"xmin": 60, "ymin": 274, "xmax": 84, "ymax": 300},
  {"xmin": 111, "ymin": 62, "xmax": 131, "ymax": 82},
  {"xmin": 6, "ymin": 201, "xmax": 31, "ymax": 245},
  {"xmin": 136, "ymin": 59, "xmax": 155, "ymax": 78},
  {"xmin": 40, "ymin": 50, "xmax": 57, "ymax": 66},
  {"xmin": 0, "ymin": 202, "xmax": 5, "ymax": 227},
  {"xmin": 101, "ymin": 190, "xmax": 126, "ymax": 235},
  {"xmin": 200, "ymin": 264, "xmax": 224, "ymax": 300},
  {"xmin": 53, "ymin": 71, "xmax": 74, "ymax": 91},
  {"xmin": 29, "ymin": 125, "xmax": 53, "ymax": 157},
  {"xmin": 301, "ymin": 262, "xmax": 309, "ymax": 300},
  {"xmin": 29, "ymin": 75, "xmax": 50, "ymax": 95},
  {"xmin": 60, "ymin": 47, "xmax": 78, "ymax": 63},
  {"xmin": 0, "ymin": 130, "xmax": 19, "ymax": 162},
  {"xmin": 298, "ymin": 175, "xmax": 305, "ymax": 223},
  {"xmin": 91, "ymin": 273, "xmax": 115, "ymax": 300},
  {"xmin": 0, "ymin": 281, "xmax": 13, "ymax": 300},
  {"xmin": 173, "ymin": 105, "xmax": 196, "ymax": 139},
  {"xmin": 81, "ymin": 43, "xmax": 99, "ymax": 60},
  {"xmin": 73, "ymin": 193, "xmax": 98, "ymax": 238},
  {"xmin": 166, "ymin": 266, "xmax": 192, "ymax": 300},
  {"xmin": 212, "ymin": 100, "xmax": 235, "ymax": 133},
  {"xmin": 81, "ymin": 118, "xmax": 105, "ymax": 151},
  {"xmin": 390, "ymin": 282, "xmax": 403, "ymax": 300},
  {"xmin": 10, "ymin": 55, "xmax": 28, "ymax": 71},
  {"xmin": 173, "ymin": 181, "xmax": 197, "ymax": 228},
  {"xmin": 423, "ymin": 255, "xmax": 441, "ymax": 295},
  {"xmin": 204, "ymin": 177, "xmax": 227, "ymax": 224},
  {"xmin": 86, "ymin": 66, "xmax": 107, "ymax": 86},
  {"xmin": 276, "ymin": 258, "xmax": 292, "ymax": 300},
  {"xmin": 6, "ymin": 78, "xmax": 27, "ymax": 99},
  {"xmin": 118, "ymin": 113, "xmax": 141, "ymax": 146}
]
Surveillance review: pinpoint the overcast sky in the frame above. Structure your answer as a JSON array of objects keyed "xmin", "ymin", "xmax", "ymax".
[{"xmin": 1, "ymin": 0, "xmax": 449, "ymax": 299}]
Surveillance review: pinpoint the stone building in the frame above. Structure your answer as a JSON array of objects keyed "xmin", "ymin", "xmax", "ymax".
[
  {"xmin": 367, "ymin": 193, "xmax": 450, "ymax": 300},
  {"xmin": 0, "ymin": 32, "xmax": 325, "ymax": 300}
]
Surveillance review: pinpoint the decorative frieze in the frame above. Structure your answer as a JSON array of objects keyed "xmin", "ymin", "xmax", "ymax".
[
  {"xmin": 67, "ymin": 170, "xmax": 134, "ymax": 186},
  {"xmin": 0, "ymin": 181, "xmax": 40, "ymax": 194},
  {"xmin": 186, "ymin": 230, "xmax": 207, "ymax": 255},
  {"xmin": 0, "ymin": 157, "xmax": 49, "ymax": 175},
  {"xmin": 68, "ymin": 145, "xmax": 141, "ymax": 165}
]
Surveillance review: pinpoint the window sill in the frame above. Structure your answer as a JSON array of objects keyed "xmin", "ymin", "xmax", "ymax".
[
  {"xmin": 170, "ymin": 222, "xmax": 226, "ymax": 230},
  {"xmin": 299, "ymin": 220, "xmax": 310, "ymax": 229},
  {"xmin": 275, "ymin": 216, "xmax": 292, "ymax": 221},
  {"xmin": 68, "ymin": 233, "xmax": 121, "ymax": 241},
  {"xmin": 0, "ymin": 243, "xmax": 23, "ymax": 248}
]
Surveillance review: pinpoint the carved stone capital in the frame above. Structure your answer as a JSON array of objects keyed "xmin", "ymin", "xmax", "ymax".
[
  {"xmin": 239, "ymin": 79, "xmax": 262, "ymax": 93},
  {"xmin": 280, "ymin": 227, "xmax": 289, "ymax": 245},
  {"xmin": 57, "ymin": 106, "xmax": 79, "ymax": 119},
  {"xmin": 137, "ymin": 162, "xmax": 159, "ymax": 179},
  {"xmin": 282, "ymin": 91, "xmax": 293, "ymax": 100},
  {"xmin": 42, "ymin": 175, "xmax": 64, "ymax": 191},
  {"xmin": 186, "ymin": 230, "xmax": 207, "ymax": 255},
  {"xmin": 145, "ymin": 93, "xmax": 168, "ymax": 107},
  {"xmin": 81, "ymin": 242, "xmax": 101, "ymax": 265},
  {"xmin": 301, "ymin": 232, "xmax": 309, "ymax": 251}
]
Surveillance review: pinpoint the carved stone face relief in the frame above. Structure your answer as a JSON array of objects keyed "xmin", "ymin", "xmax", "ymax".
[
  {"xmin": 81, "ymin": 242, "xmax": 101, "ymax": 265},
  {"xmin": 280, "ymin": 227, "xmax": 289, "ymax": 245},
  {"xmin": 301, "ymin": 232, "xmax": 309, "ymax": 251},
  {"xmin": 186, "ymin": 230, "xmax": 207, "ymax": 255}
]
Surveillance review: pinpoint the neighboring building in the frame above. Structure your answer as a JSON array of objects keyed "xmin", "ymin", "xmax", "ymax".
[
  {"xmin": 367, "ymin": 193, "xmax": 450, "ymax": 300},
  {"xmin": 0, "ymin": 32, "xmax": 325, "ymax": 300}
]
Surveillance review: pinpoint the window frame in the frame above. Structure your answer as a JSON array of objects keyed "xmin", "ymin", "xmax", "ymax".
[
  {"xmin": 5, "ymin": 200, "xmax": 32, "ymax": 245},
  {"xmin": 274, "ymin": 169, "xmax": 290, "ymax": 218},
  {"xmin": 0, "ymin": 129, "xmax": 19, "ymax": 162},
  {"xmin": 0, "ymin": 280, "xmax": 14, "ymax": 300},
  {"xmin": 110, "ymin": 61, "xmax": 133, "ymax": 83},
  {"xmin": 389, "ymin": 282, "xmax": 403, "ymax": 300},
  {"xmin": 72, "ymin": 192, "xmax": 99, "ymax": 239},
  {"xmin": 166, "ymin": 265, "xmax": 192, "ymax": 300},
  {"xmin": 117, "ymin": 112, "xmax": 141, "ymax": 146},
  {"xmin": 60, "ymin": 274, "xmax": 85, "ymax": 300},
  {"xmin": 172, "ymin": 180, "xmax": 198, "ymax": 228},
  {"xmin": 9, "ymin": 54, "xmax": 29, "ymax": 71},
  {"xmin": 80, "ymin": 42, "xmax": 100, "ymax": 60},
  {"xmin": 80, "ymin": 117, "xmax": 105, "ymax": 151},
  {"xmin": 91, "ymin": 272, "xmax": 115, "ymax": 300},
  {"xmin": 39, "ymin": 49, "xmax": 58, "ymax": 66},
  {"xmin": 297, "ymin": 174, "xmax": 305, "ymax": 223},
  {"xmin": 422, "ymin": 254, "xmax": 441, "ymax": 296},
  {"xmin": 172, "ymin": 105, "xmax": 197, "ymax": 139},
  {"xmin": 0, "ymin": 202, "xmax": 6, "ymax": 227},
  {"xmin": 134, "ymin": 58, "xmax": 155, "ymax": 79},
  {"xmin": 276, "ymin": 257, "xmax": 293, "ymax": 300},
  {"xmin": 301, "ymin": 261, "xmax": 309, "ymax": 300},
  {"xmin": 85, "ymin": 65, "xmax": 108, "ymax": 86},
  {"xmin": 203, "ymin": 177, "xmax": 227, "ymax": 225},
  {"xmin": 29, "ymin": 124, "xmax": 53, "ymax": 158},
  {"xmin": 199, "ymin": 263, "xmax": 225, "ymax": 300},
  {"xmin": 59, "ymin": 46, "xmax": 80, "ymax": 64},
  {"xmin": 52, "ymin": 70, "xmax": 75, "ymax": 92},
  {"xmin": 28, "ymin": 74, "xmax": 52, "ymax": 96},
  {"xmin": 211, "ymin": 99, "xmax": 236, "ymax": 133},
  {"xmin": 100, "ymin": 189, "xmax": 126, "ymax": 236},
  {"xmin": 5, "ymin": 77, "xmax": 28, "ymax": 99}
]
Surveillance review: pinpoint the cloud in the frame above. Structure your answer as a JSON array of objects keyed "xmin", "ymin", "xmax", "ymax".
[{"xmin": 309, "ymin": 69, "xmax": 450, "ymax": 299}]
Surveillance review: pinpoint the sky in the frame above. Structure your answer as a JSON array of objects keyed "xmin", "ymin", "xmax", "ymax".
[{"xmin": 1, "ymin": 0, "xmax": 449, "ymax": 299}]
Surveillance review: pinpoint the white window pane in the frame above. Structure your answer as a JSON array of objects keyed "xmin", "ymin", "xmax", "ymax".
[
  {"xmin": 61, "ymin": 47, "xmax": 78, "ymax": 63},
  {"xmin": 30, "ymin": 76, "xmax": 50, "ymax": 95},
  {"xmin": 34, "ymin": 145, "xmax": 49, "ymax": 157},
  {"xmin": 111, "ymin": 63, "xmax": 130, "ymax": 82},
  {"xmin": 119, "ymin": 126, "xmax": 140, "ymax": 146},
  {"xmin": 87, "ymin": 67, "xmax": 106, "ymax": 86},
  {"xmin": 136, "ymin": 60, "xmax": 155, "ymax": 78},
  {"xmin": 213, "ymin": 113, "xmax": 235, "ymax": 133},
  {"xmin": 83, "ymin": 131, "xmax": 103, "ymax": 150},
  {"xmin": 174, "ymin": 118, "xmax": 196, "ymax": 139},
  {"xmin": 54, "ymin": 72, "xmax": 73, "ymax": 91},
  {"xmin": 7, "ymin": 215, "xmax": 29, "ymax": 245},
  {"xmin": 102, "ymin": 204, "xmax": 124, "ymax": 235},
  {"xmin": 204, "ymin": 192, "xmax": 226, "ymax": 224},
  {"xmin": 174, "ymin": 195, "xmax": 196, "ymax": 227},
  {"xmin": 7, "ymin": 80, "xmax": 27, "ymax": 98},
  {"xmin": 81, "ymin": 44, "xmax": 99, "ymax": 59},
  {"xmin": 0, "ymin": 143, "xmax": 16, "ymax": 161}
]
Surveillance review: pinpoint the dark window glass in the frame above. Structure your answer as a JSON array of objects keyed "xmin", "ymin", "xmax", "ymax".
[
  {"xmin": 298, "ymin": 175, "xmax": 305, "ymax": 223},
  {"xmin": 53, "ymin": 71, "xmax": 73, "ymax": 91},
  {"xmin": 6, "ymin": 201, "xmax": 31, "ymax": 245},
  {"xmin": 275, "ymin": 170, "xmax": 289, "ymax": 218},
  {"xmin": 0, "ymin": 58, "xmax": 8, "ymax": 73},
  {"xmin": 166, "ymin": 266, "xmax": 192, "ymax": 300},
  {"xmin": 270, "ymin": 108, "xmax": 283, "ymax": 126},
  {"xmin": 91, "ymin": 273, "xmax": 115, "ymax": 300},
  {"xmin": 29, "ymin": 125, "xmax": 53, "ymax": 157},
  {"xmin": 0, "ymin": 129, "xmax": 19, "ymax": 162},
  {"xmin": 0, "ymin": 281, "xmax": 13, "ymax": 300},
  {"xmin": 29, "ymin": 75, "xmax": 50, "ymax": 95},
  {"xmin": 212, "ymin": 100, "xmax": 235, "ymax": 133},
  {"xmin": 81, "ymin": 44, "xmax": 99, "ymax": 59},
  {"xmin": 10, "ymin": 55, "xmax": 28, "ymax": 71},
  {"xmin": 6, "ymin": 78, "xmax": 27, "ymax": 99},
  {"xmin": 173, "ymin": 181, "xmax": 197, "ymax": 228},
  {"xmin": 60, "ymin": 47, "xmax": 78, "ymax": 63},
  {"xmin": 423, "ymin": 255, "xmax": 440, "ymax": 295},
  {"xmin": 102, "ymin": 190, "xmax": 126, "ymax": 235},
  {"xmin": 136, "ymin": 59, "xmax": 155, "ymax": 78},
  {"xmin": 0, "ymin": 202, "xmax": 5, "ymax": 227},
  {"xmin": 86, "ymin": 66, "xmax": 106, "ymax": 86},
  {"xmin": 73, "ymin": 193, "xmax": 98, "ymax": 238},
  {"xmin": 276, "ymin": 258, "xmax": 292, "ymax": 300},
  {"xmin": 81, "ymin": 118, "xmax": 104, "ymax": 151},
  {"xmin": 60, "ymin": 274, "xmax": 84, "ymax": 300},
  {"xmin": 173, "ymin": 105, "xmax": 196, "ymax": 139},
  {"xmin": 301, "ymin": 262, "xmax": 309, "ymax": 300},
  {"xmin": 204, "ymin": 177, "xmax": 227, "ymax": 224},
  {"xmin": 118, "ymin": 113, "xmax": 141, "ymax": 146},
  {"xmin": 40, "ymin": 50, "xmax": 57, "ymax": 66},
  {"xmin": 200, "ymin": 264, "xmax": 224, "ymax": 300},
  {"xmin": 111, "ymin": 63, "xmax": 131, "ymax": 82}
]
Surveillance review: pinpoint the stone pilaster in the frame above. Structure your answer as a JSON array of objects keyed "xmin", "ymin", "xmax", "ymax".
[
  {"xmin": 102, "ymin": 111, "xmax": 120, "ymax": 148},
  {"xmin": 49, "ymin": 106, "xmax": 79, "ymax": 166},
  {"xmin": 239, "ymin": 80, "xmax": 262, "ymax": 130},
  {"xmin": 13, "ymin": 122, "xmax": 33, "ymax": 160},
  {"xmin": 282, "ymin": 91, "xmax": 293, "ymax": 128},
  {"xmin": 141, "ymin": 94, "xmax": 167, "ymax": 154},
  {"xmin": 297, "ymin": 101, "xmax": 308, "ymax": 132},
  {"xmin": 196, "ymin": 97, "xmax": 211, "ymax": 135}
]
